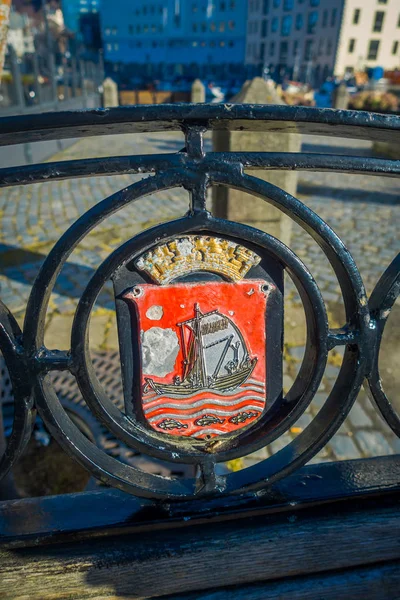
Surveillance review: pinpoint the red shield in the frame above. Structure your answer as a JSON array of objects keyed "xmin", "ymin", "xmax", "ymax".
[{"xmin": 124, "ymin": 280, "xmax": 267, "ymax": 439}]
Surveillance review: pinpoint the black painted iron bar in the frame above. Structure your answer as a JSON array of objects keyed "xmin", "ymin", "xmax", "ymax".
[
  {"xmin": 0, "ymin": 104, "xmax": 399, "ymax": 147},
  {"xmin": 0, "ymin": 153, "xmax": 399, "ymax": 189}
]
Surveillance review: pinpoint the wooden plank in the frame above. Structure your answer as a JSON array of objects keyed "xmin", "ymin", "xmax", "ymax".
[
  {"xmin": 1, "ymin": 455, "xmax": 400, "ymax": 547},
  {"xmin": 170, "ymin": 561, "xmax": 400, "ymax": 600},
  {"xmin": 0, "ymin": 504, "xmax": 399, "ymax": 599}
]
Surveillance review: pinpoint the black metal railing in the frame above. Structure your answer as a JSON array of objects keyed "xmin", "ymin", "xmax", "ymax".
[{"xmin": 0, "ymin": 104, "xmax": 399, "ymax": 502}]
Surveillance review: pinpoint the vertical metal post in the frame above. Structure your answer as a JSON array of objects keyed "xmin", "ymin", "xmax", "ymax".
[
  {"xmin": 98, "ymin": 50, "xmax": 104, "ymax": 84},
  {"xmin": 32, "ymin": 51, "xmax": 42, "ymax": 105},
  {"xmin": 8, "ymin": 45, "xmax": 24, "ymax": 112},
  {"xmin": 79, "ymin": 59, "xmax": 87, "ymax": 108},
  {"xmin": 48, "ymin": 52, "xmax": 58, "ymax": 106},
  {"xmin": 71, "ymin": 57, "xmax": 78, "ymax": 98}
]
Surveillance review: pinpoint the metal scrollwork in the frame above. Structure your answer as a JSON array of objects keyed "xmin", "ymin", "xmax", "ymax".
[{"xmin": 0, "ymin": 105, "xmax": 398, "ymax": 500}]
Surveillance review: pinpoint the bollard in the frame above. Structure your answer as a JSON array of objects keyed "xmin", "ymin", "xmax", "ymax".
[
  {"xmin": 191, "ymin": 78, "xmax": 205, "ymax": 103},
  {"xmin": 333, "ymin": 82, "xmax": 349, "ymax": 109},
  {"xmin": 102, "ymin": 77, "xmax": 119, "ymax": 108},
  {"xmin": 212, "ymin": 77, "xmax": 300, "ymax": 246}
]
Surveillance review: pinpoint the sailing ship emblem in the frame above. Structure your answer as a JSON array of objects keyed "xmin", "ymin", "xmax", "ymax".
[{"xmin": 123, "ymin": 277, "xmax": 268, "ymax": 439}]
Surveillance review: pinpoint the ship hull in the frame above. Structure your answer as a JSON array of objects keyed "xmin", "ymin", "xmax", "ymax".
[{"xmin": 145, "ymin": 359, "xmax": 257, "ymax": 397}]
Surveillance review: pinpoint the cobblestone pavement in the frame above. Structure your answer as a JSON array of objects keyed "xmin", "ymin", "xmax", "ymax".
[{"xmin": 0, "ymin": 130, "xmax": 399, "ymax": 470}]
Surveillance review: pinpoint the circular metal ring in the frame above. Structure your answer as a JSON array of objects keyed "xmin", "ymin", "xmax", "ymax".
[
  {"xmin": 366, "ymin": 254, "xmax": 400, "ymax": 437},
  {"xmin": 70, "ymin": 215, "xmax": 328, "ymax": 465},
  {"xmin": 0, "ymin": 300, "xmax": 35, "ymax": 482}
]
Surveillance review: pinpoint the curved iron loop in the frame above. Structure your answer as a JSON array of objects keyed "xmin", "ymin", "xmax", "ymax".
[
  {"xmin": 0, "ymin": 300, "xmax": 35, "ymax": 482},
  {"xmin": 0, "ymin": 104, "xmax": 399, "ymax": 147},
  {"xmin": 366, "ymin": 254, "xmax": 400, "ymax": 437}
]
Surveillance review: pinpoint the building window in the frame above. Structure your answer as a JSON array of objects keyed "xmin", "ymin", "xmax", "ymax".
[
  {"xmin": 378, "ymin": 0, "xmax": 387, "ymax": 3},
  {"xmin": 318, "ymin": 38, "xmax": 323, "ymax": 53},
  {"xmin": 263, "ymin": 0, "xmax": 269, "ymax": 15},
  {"xmin": 192, "ymin": 41, "xmax": 198, "ymax": 46},
  {"xmin": 293, "ymin": 39, "xmax": 298, "ymax": 55},
  {"xmin": 144, "ymin": 25, "xmax": 148, "ymax": 32},
  {"xmin": 272, "ymin": 16, "xmax": 278, "ymax": 31},
  {"xmin": 112, "ymin": 27, "xmax": 117, "ymax": 35},
  {"xmin": 210, "ymin": 21, "xmax": 216, "ymax": 31},
  {"xmin": 201, "ymin": 23, "xmax": 207, "ymax": 31},
  {"xmin": 193, "ymin": 23, "xmax": 197, "ymax": 31},
  {"xmin": 304, "ymin": 39, "xmax": 313, "ymax": 60},
  {"xmin": 398, "ymin": 14, "xmax": 400, "ymax": 27},
  {"xmin": 331, "ymin": 8, "xmax": 337, "ymax": 26},
  {"xmin": 105, "ymin": 27, "xmax": 110, "ymax": 35},
  {"xmin": 367, "ymin": 39, "xmax": 380, "ymax": 60},
  {"xmin": 151, "ymin": 24, "xmax": 156, "ymax": 32},
  {"xmin": 393, "ymin": 41, "xmax": 399, "ymax": 54},
  {"xmin": 220, "ymin": 1, "xmax": 226, "ymax": 9},
  {"xmin": 295, "ymin": 13, "xmax": 303, "ymax": 30},
  {"xmin": 282, "ymin": 15, "xmax": 292, "ymax": 35},
  {"xmin": 308, "ymin": 11, "xmax": 318, "ymax": 33},
  {"xmin": 219, "ymin": 21, "xmax": 225, "ymax": 31},
  {"xmin": 230, "ymin": 1, "xmax": 236, "ymax": 8},
  {"xmin": 353, "ymin": 9, "xmax": 360, "ymax": 25},
  {"xmin": 192, "ymin": 3, "xmax": 198, "ymax": 11},
  {"xmin": 273, "ymin": 0, "xmax": 280, "ymax": 7},
  {"xmin": 283, "ymin": 0, "xmax": 294, "ymax": 9},
  {"xmin": 260, "ymin": 42, "xmax": 265, "ymax": 59},
  {"xmin": 262, "ymin": 19, "xmax": 268, "ymax": 35},
  {"xmin": 322, "ymin": 9, "xmax": 328, "ymax": 27},
  {"xmin": 326, "ymin": 39, "xmax": 332, "ymax": 55},
  {"xmin": 128, "ymin": 25, "xmax": 133, "ymax": 34},
  {"xmin": 106, "ymin": 43, "xmax": 112, "ymax": 51},
  {"xmin": 229, "ymin": 40, "xmax": 234, "ymax": 46},
  {"xmin": 228, "ymin": 20, "xmax": 235, "ymax": 29},
  {"xmin": 136, "ymin": 25, "xmax": 141, "ymax": 33},
  {"xmin": 373, "ymin": 11, "xmax": 385, "ymax": 33},
  {"xmin": 310, "ymin": 0, "xmax": 319, "ymax": 5},
  {"xmin": 270, "ymin": 41, "xmax": 275, "ymax": 55},
  {"xmin": 348, "ymin": 38, "xmax": 356, "ymax": 53},
  {"xmin": 220, "ymin": 40, "xmax": 225, "ymax": 46},
  {"xmin": 114, "ymin": 43, "xmax": 119, "ymax": 50},
  {"xmin": 280, "ymin": 40, "xmax": 288, "ymax": 60}
]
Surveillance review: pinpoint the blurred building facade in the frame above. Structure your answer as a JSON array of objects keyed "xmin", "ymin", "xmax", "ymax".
[
  {"xmin": 99, "ymin": 0, "xmax": 248, "ymax": 77},
  {"xmin": 245, "ymin": 0, "xmax": 400, "ymax": 86},
  {"xmin": 7, "ymin": 6, "xmax": 35, "ymax": 57},
  {"xmin": 63, "ymin": 0, "xmax": 100, "ymax": 34}
]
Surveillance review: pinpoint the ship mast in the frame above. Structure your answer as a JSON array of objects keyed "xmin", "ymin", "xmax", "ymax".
[{"xmin": 193, "ymin": 303, "xmax": 207, "ymax": 388}]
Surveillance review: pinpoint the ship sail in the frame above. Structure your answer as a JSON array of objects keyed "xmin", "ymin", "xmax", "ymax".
[{"xmin": 144, "ymin": 303, "xmax": 257, "ymax": 396}]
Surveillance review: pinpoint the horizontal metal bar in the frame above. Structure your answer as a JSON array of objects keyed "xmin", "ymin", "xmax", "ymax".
[
  {"xmin": 0, "ymin": 152, "xmax": 398, "ymax": 188},
  {"xmin": 0, "ymin": 104, "xmax": 399, "ymax": 147},
  {"xmin": 1, "ymin": 455, "xmax": 399, "ymax": 547}
]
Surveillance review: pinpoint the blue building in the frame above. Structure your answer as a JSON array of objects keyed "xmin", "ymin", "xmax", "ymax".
[
  {"xmin": 99, "ymin": 0, "xmax": 248, "ymax": 78},
  {"xmin": 63, "ymin": 0, "xmax": 100, "ymax": 34}
]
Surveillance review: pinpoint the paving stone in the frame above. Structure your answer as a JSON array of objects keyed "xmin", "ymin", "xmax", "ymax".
[
  {"xmin": 355, "ymin": 431, "xmax": 394, "ymax": 457},
  {"xmin": 269, "ymin": 434, "xmax": 293, "ymax": 454},
  {"xmin": 289, "ymin": 346, "xmax": 305, "ymax": 361},
  {"xmin": 347, "ymin": 401, "xmax": 373, "ymax": 428},
  {"xmin": 329, "ymin": 435, "xmax": 362, "ymax": 460},
  {"xmin": 283, "ymin": 374, "xmax": 294, "ymax": 393},
  {"xmin": 390, "ymin": 437, "xmax": 400, "ymax": 454},
  {"xmin": 292, "ymin": 413, "xmax": 312, "ymax": 431}
]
